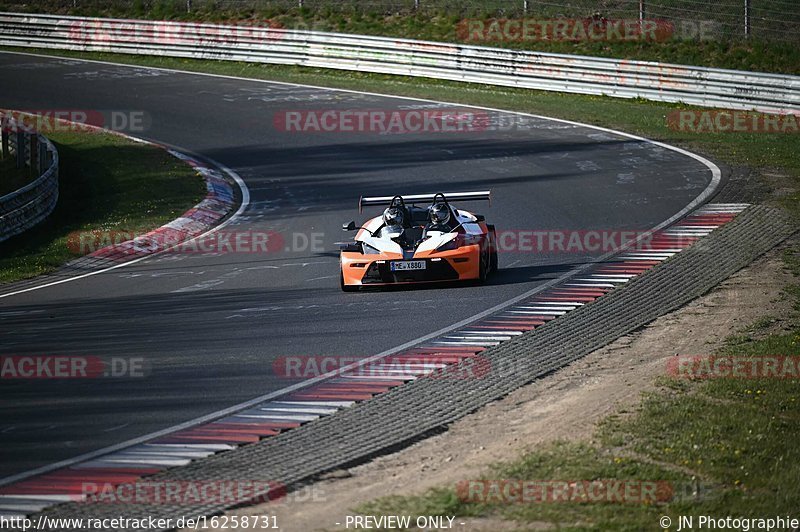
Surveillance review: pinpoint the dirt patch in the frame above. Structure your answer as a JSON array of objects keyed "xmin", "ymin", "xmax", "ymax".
[{"xmin": 197, "ymin": 245, "xmax": 795, "ymax": 532}]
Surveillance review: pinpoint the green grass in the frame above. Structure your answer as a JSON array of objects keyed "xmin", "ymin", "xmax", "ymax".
[
  {"xmin": 0, "ymin": 153, "xmax": 35, "ymax": 196},
  {"xmin": 360, "ymin": 445, "xmax": 689, "ymax": 531},
  {"xmin": 2, "ymin": 2, "xmax": 798, "ymax": 74},
  {"xmin": 5, "ymin": 47, "xmax": 799, "ymax": 218},
  {"xmin": 355, "ymin": 245, "xmax": 800, "ymax": 530},
  {"xmin": 1, "ymin": 28, "xmax": 796, "ymax": 530},
  {"xmin": 0, "ymin": 130, "xmax": 206, "ymax": 283}
]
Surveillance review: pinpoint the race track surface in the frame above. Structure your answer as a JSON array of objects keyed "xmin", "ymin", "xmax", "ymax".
[{"xmin": 0, "ymin": 52, "xmax": 718, "ymax": 479}]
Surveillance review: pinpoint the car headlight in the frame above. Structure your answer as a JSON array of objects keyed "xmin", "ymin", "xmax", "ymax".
[
  {"xmin": 436, "ymin": 238, "xmax": 459, "ymax": 252},
  {"xmin": 362, "ymin": 243, "xmax": 381, "ymax": 254},
  {"xmin": 436, "ymin": 234, "xmax": 481, "ymax": 252}
]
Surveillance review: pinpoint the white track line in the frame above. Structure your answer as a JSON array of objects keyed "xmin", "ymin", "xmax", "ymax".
[
  {"xmin": 0, "ymin": 49, "xmax": 722, "ymax": 488},
  {"xmin": 0, "ymin": 145, "xmax": 250, "ymax": 300}
]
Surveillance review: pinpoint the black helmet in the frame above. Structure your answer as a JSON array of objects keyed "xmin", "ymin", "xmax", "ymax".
[
  {"xmin": 383, "ymin": 206, "xmax": 404, "ymax": 227},
  {"xmin": 429, "ymin": 202, "xmax": 451, "ymax": 225}
]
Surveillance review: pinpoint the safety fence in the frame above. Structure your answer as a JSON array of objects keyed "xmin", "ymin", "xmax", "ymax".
[
  {"xmin": 3, "ymin": 0, "xmax": 798, "ymax": 42},
  {"xmin": 1, "ymin": 12, "xmax": 799, "ymax": 115},
  {"xmin": 0, "ymin": 111, "xmax": 59, "ymax": 243}
]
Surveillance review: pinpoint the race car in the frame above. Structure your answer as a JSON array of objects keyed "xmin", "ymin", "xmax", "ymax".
[{"xmin": 338, "ymin": 191, "xmax": 498, "ymax": 291}]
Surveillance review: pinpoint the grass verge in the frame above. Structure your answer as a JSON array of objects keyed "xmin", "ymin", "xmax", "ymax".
[
  {"xmin": 4, "ymin": 47, "xmax": 799, "ymax": 218},
  {"xmin": 3, "ymin": 38, "xmax": 797, "ymax": 532},
  {"xmin": 0, "ymin": 130, "xmax": 206, "ymax": 284},
  {"xmin": 355, "ymin": 244, "xmax": 800, "ymax": 530}
]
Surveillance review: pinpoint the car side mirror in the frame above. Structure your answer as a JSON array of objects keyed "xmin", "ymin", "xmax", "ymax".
[{"xmin": 343, "ymin": 221, "xmax": 357, "ymax": 231}]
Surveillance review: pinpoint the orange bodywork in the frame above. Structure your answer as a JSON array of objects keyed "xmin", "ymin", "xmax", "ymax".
[{"xmin": 341, "ymin": 243, "xmax": 482, "ymax": 286}]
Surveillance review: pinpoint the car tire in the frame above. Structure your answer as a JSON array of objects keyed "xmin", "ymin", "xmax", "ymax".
[
  {"xmin": 489, "ymin": 228, "xmax": 499, "ymax": 272},
  {"xmin": 478, "ymin": 246, "xmax": 489, "ymax": 284}
]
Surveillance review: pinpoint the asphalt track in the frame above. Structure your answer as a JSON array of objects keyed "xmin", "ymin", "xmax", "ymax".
[{"xmin": 0, "ymin": 51, "xmax": 720, "ymax": 479}]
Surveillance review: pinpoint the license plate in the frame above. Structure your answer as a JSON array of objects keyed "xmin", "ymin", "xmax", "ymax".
[{"xmin": 391, "ymin": 261, "xmax": 426, "ymax": 272}]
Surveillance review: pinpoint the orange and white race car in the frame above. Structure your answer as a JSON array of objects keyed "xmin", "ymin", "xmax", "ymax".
[{"xmin": 339, "ymin": 191, "xmax": 498, "ymax": 291}]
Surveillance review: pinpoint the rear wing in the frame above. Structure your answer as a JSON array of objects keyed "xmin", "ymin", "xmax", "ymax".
[{"xmin": 359, "ymin": 191, "xmax": 491, "ymax": 212}]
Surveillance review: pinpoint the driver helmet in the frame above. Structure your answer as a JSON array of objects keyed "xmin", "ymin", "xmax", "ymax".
[
  {"xmin": 383, "ymin": 206, "xmax": 404, "ymax": 227},
  {"xmin": 429, "ymin": 202, "xmax": 451, "ymax": 225}
]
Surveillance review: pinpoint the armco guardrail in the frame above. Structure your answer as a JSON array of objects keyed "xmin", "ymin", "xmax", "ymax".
[
  {"xmin": 0, "ymin": 111, "xmax": 59, "ymax": 243},
  {"xmin": 1, "ymin": 13, "xmax": 798, "ymax": 114}
]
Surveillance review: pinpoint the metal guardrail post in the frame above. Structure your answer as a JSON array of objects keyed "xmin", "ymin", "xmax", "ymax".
[
  {"xmin": 15, "ymin": 131, "xmax": 25, "ymax": 169},
  {"xmin": 744, "ymin": 0, "xmax": 751, "ymax": 38},
  {"xmin": 29, "ymin": 133, "xmax": 38, "ymax": 171},
  {"xmin": 1, "ymin": 119, "xmax": 8, "ymax": 159},
  {"xmin": 38, "ymin": 137, "xmax": 47, "ymax": 173}
]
